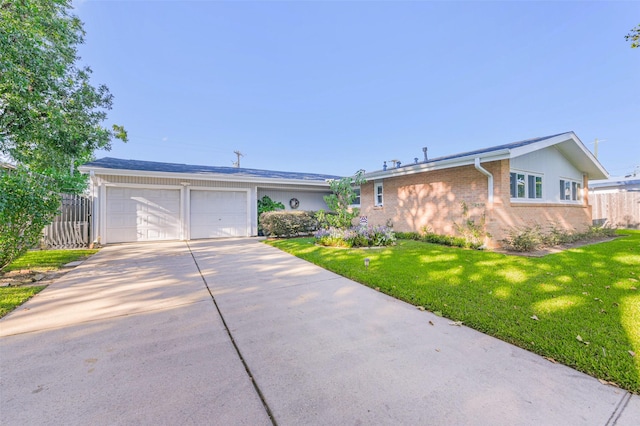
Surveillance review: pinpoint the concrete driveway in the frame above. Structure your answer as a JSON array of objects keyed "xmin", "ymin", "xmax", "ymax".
[{"xmin": 1, "ymin": 239, "xmax": 638, "ymax": 425}]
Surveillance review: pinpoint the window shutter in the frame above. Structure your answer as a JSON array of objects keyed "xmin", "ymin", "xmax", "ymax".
[{"xmin": 528, "ymin": 175, "xmax": 535, "ymax": 199}]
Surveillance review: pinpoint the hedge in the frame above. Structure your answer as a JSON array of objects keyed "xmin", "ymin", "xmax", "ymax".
[{"xmin": 260, "ymin": 211, "xmax": 319, "ymax": 238}]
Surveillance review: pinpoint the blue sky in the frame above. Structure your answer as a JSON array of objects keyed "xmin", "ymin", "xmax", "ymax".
[{"xmin": 73, "ymin": 0, "xmax": 639, "ymax": 178}]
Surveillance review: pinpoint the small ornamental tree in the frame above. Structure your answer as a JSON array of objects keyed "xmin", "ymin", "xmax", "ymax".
[{"xmin": 317, "ymin": 170, "xmax": 366, "ymax": 229}]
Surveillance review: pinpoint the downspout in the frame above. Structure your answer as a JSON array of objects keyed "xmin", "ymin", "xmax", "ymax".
[{"xmin": 474, "ymin": 157, "xmax": 494, "ymax": 204}]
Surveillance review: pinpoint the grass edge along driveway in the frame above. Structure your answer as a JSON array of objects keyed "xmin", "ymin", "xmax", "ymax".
[
  {"xmin": 267, "ymin": 230, "xmax": 640, "ymax": 394},
  {"xmin": 0, "ymin": 249, "xmax": 98, "ymax": 318}
]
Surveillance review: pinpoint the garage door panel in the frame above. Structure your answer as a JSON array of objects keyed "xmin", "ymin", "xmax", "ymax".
[
  {"xmin": 106, "ymin": 187, "xmax": 180, "ymax": 243},
  {"xmin": 190, "ymin": 190, "xmax": 248, "ymax": 239}
]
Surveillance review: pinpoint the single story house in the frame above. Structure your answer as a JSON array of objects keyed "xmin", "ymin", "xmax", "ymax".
[
  {"xmin": 358, "ymin": 132, "xmax": 609, "ymax": 248},
  {"xmin": 589, "ymin": 176, "xmax": 640, "ymax": 229},
  {"xmin": 78, "ymin": 158, "xmax": 339, "ymax": 244}
]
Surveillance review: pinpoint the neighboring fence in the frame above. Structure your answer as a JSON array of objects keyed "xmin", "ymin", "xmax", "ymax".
[
  {"xmin": 42, "ymin": 194, "xmax": 92, "ymax": 248},
  {"xmin": 590, "ymin": 191, "xmax": 640, "ymax": 229}
]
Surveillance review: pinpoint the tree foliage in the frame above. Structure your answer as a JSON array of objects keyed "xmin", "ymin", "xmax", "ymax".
[
  {"xmin": 317, "ymin": 170, "xmax": 366, "ymax": 229},
  {"xmin": 0, "ymin": 0, "xmax": 127, "ymax": 191},
  {"xmin": 0, "ymin": 0, "xmax": 126, "ymax": 269},
  {"xmin": 0, "ymin": 167, "xmax": 61, "ymax": 270},
  {"xmin": 257, "ymin": 195, "xmax": 285, "ymax": 217},
  {"xmin": 626, "ymin": 24, "xmax": 639, "ymax": 49}
]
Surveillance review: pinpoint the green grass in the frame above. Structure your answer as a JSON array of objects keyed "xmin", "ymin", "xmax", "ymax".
[
  {"xmin": 0, "ymin": 286, "xmax": 46, "ymax": 318},
  {"xmin": 1, "ymin": 249, "xmax": 99, "ymax": 318},
  {"xmin": 267, "ymin": 230, "xmax": 640, "ymax": 394},
  {"xmin": 2, "ymin": 249, "xmax": 98, "ymax": 272}
]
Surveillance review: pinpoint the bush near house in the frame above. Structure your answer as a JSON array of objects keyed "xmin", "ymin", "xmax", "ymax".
[
  {"xmin": 257, "ymin": 195, "xmax": 285, "ymax": 235},
  {"xmin": 260, "ymin": 210, "xmax": 319, "ymax": 237},
  {"xmin": 315, "ymin": 225, "xmax": 396, "ymax": 248},
  {"xmin": 396, "ymin": 231, "xmax": 481, "ymax": 249},
  {"xmin": 316, "ymin": 170, "xmax": 365, "ymax": 230},
  {"xmin": 501, "ymin": 225, "xmax": 617, "ymax": 252}
]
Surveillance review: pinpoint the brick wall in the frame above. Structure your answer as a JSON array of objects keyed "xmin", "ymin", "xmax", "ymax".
[{"xmin": 361, "ymin": 159, "xmax": 593, "ymax": 248}]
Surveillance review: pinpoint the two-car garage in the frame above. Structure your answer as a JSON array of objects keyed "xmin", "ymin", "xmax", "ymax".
[
  {"xmin": 104, "ymin": 187, "xmax": 249, "ymax": 243},
  {"xmin": 81, "ymin": 157, "xmax": 337, "ymax": 245}
]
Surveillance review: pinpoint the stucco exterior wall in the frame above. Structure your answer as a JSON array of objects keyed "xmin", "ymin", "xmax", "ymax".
[{"xmin": 360, "ymin": 160, "xmax": 593, "ymax": 248}]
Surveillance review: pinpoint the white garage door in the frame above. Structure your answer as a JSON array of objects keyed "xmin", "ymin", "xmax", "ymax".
[
  {"xmin": 106, "ymin": 187, "xmax": 181, "ymax": 243},
  {"xmin": 190, "ymin": 190, "xmax": 248, "ymax": 239}
]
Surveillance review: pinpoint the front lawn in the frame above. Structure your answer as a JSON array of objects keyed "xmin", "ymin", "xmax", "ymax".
[
  {"xmin": 267, "ymin": 230, "xmax": 640, "ymax": 394},
  {"xmin": 2, "ymin": 249, "xmax": 98, "ymax": 272},
  {"xmin": 0, "ymin": 249, "xmax": 99, "ymax": 318},
  {"xmin": 0, "ymin": 286, "xmax": 46, "ymax": 318}
]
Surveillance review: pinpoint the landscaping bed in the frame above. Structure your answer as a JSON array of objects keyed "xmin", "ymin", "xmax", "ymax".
[{"xmin": 267, "ymin": 230, "xmax": 640, "ymax": 394}]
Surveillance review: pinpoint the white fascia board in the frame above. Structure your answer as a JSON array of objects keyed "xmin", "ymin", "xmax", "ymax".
[
  {"xmin": 508, "ymin": 132, "xmax": 576, "ymax": 158},
  {"xmin": 363, "ymin": 150, "xmax": 510, "ymax": 180},
  {"xmin": 77, "ymin": 166, "xmax": 333, "ymax": 188},
  {"xmin": 257, "ymin": 184, "xmax": 331, "ymax": 193},
  {"xmin": 509, "ymin": 132, "xmax": 608, "ymax": 179}
]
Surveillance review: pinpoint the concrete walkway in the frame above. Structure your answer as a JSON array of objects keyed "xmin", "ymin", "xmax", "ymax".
[{"xmin": 1, "ymin": 239, "xmax": 638, "ymax": 425}]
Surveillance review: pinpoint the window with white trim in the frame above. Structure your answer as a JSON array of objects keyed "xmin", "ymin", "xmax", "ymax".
[
  {"xmin": 559, "ymin": 179, "xmax": 582, "ymax": 201},
  {"xmin": 350, "ymin": 187, "xmax": 361, "ymax": 207},
  {"xmin": 510, "ymin": 172, "xmax": 543, "ymax": 200},
  {"xmin": 374, "ymin": 182, "xmax": 383, "ymax": 206}
]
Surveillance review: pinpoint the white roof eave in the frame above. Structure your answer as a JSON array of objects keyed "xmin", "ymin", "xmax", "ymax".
[{"xmin": 77, "ymin": 166, "xmax": 333, "ymax": 187}]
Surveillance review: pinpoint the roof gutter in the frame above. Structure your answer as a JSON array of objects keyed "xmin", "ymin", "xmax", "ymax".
[{"xmin": 474, "ymin": 157, "xmax": 494, "ymax": 204}]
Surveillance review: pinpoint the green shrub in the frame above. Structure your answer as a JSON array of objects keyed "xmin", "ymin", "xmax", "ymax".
[
  {"xmin": 318, "ymin": 170, "xmax": 365, "ymax": 229},
  {"xmin": 501, "ymin": 226, "xmax": 544, "ymax": 252},
  {"xmin": 453, "ymin": 201, "xmax": 490, "ymax": 247},
  {"xmin": 410, "ymin": 226, "xmax": 482, "ymax": 249},
  {"xmin": 260, "ymin": 211, "xmax": 319, "ymax": 238},
  {"xmin": 395, "ymin": 231, "xmax": 421, "ymax": 240},
  {"xmin": 501, "ymin": 225, "xmax": 617, "ymax": 252},
  {"xmin": 314, "ymin": 225, "xmax": 396, "ymax": 248},
  {"xmin": 257, "ymin": 196, "xmax": 285, "ymax": 234},
  {"xmin": 1, "ymin": 168, "xmax": 61, "ymax": 270}
]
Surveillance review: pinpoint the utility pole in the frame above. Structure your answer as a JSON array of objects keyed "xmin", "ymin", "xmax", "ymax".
[
  {"xmin": 233, "ymin": 150, "xmax": 244, "ymax": 168},
  {"xmin": 593, "ymin": 138, "xmax": 606, "ymax": 159}
]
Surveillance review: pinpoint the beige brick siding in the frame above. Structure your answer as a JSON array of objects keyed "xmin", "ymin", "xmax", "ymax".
[{"xmin": 361, "ymin": 160, "xmax": 593, "ymax": 248}]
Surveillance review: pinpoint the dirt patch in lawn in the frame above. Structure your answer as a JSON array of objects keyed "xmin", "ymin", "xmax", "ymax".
[{"xmin": 0, "ymin": 269, "xmax": 70, "ymax": 288}]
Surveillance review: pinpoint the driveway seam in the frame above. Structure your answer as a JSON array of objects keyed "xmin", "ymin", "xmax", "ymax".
[
  {"xmin": 186, "ymin": 242, "xmax": 277, "ymax": 426},
  {"xmin": 606, "ymin": 391, "xmax": 632, "ymax": 425}
]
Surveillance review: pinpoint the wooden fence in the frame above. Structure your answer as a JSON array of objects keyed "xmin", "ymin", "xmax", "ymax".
[
  {"xmin": 590, "ymin": 191, "xmax": 640, "ymax": 229},
  {"xmin": 42, "ymin": 194, "xmax": 92, "ymax": 249}
]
